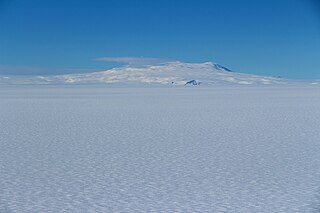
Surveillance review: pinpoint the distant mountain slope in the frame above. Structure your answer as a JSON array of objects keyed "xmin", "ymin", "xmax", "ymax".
[{"xmin": 0, "ymin": 62, "xmax": 317, "ymax": 85}]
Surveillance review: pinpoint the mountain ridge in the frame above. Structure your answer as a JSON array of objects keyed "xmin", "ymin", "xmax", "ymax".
[{"xmin": 0, "ymin": 62, "xmax": 318, "ymax": 85}]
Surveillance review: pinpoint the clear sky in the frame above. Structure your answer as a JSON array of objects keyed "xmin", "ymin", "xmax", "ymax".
[{"xmin": 0, "ymin": 0, "xmax": 319, "ymax": 79}]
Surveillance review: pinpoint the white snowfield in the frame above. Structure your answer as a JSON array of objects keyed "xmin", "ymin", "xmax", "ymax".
[
  {"xmin": 0, "ymin": 85, "xmax": 320, "ymax": 212},
  {"xmin": 1, "ymin": 62, "xmax": 318, "ymax": 85}
]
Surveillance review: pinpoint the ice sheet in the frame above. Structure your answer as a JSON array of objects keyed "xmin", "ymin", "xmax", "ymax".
[{"xmin": 1, "ymin": 86, "xmax": 320, "ymax": 212}]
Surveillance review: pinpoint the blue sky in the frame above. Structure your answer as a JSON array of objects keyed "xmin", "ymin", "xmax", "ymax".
[{"xmin": 0, "ymin": 0, "xmax": 319, "ymax": 79}]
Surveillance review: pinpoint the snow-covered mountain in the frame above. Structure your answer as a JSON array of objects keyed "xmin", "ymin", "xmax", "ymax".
[{"xmin": 0, "ymin": 61, "xmax": 316, "ymax": 85}]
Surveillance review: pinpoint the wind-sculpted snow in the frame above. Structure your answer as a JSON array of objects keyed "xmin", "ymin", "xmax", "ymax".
[
  {"xmin": 1, "ymin": 86, "xmax": 320, "ymax": 212},
  {"xmin": 0, "ymin": 62, "xmax": 301, "ymax": 85}
]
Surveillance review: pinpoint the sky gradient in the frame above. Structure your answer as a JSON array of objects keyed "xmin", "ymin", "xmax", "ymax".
[{"xmin": 0, "ymin": 0, "xmax": 319, "ymax": 79}]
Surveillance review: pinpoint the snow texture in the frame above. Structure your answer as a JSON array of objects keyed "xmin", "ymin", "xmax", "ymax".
[{"xmin": 1, "ymin": 85, "xmax": 320, "ymax": 212}]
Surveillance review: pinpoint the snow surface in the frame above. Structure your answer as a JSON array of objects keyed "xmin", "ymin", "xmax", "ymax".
[{"xmin": 1, "ymin": 85, "xmax": 320, "ymax": 212}]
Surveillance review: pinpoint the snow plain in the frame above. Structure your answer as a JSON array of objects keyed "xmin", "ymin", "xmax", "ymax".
[{"xmin": 1, "ymin": 85, "xmax": 320, "ymax": 212}]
